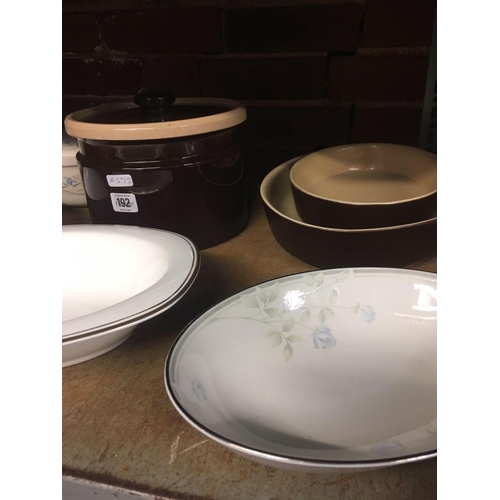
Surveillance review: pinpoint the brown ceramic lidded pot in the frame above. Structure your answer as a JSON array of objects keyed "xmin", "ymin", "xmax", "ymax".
[{"xmin": 64, "ymin": 92, "xmax": 248, "ymax": 250}]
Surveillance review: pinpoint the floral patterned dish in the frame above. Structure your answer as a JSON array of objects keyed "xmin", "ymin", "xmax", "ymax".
[
  {"xmin": 63, "ymin": 225, "xmax": 199, "ymax": 367},
  {"xmin": 63, "ymin": 131, "xmax": 87, "ymax": 207},
  {"xmin": 62, "ymin": 168, "xmax": 86, "ymax": 207},
  {"xmin": 165, "ymin": 268, "xmax": 437, "ymax": 472}
]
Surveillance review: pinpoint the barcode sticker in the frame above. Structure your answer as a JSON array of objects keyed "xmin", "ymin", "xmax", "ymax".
[
  {"xmin": 106, "ymin": 174, "xmax": 134, "ymax": 187},
  {"xmin": 110, "ymin": 193, "xmax": 138, "ymax": 213}
]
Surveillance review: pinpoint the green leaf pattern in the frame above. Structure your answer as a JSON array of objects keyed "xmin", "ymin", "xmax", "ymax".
[
  {"xmin": 237, "ymin": 270, "xmax": 375, "ymax": 362},
  {"xmin": 264, "ymin": 307, "xmax": 281, "ymax": 318},
  {"xmin": 241, "ymin": 295, "xmax": 259, "ymax": 309},
  {"xmin": 300, "ymin": 308, "xmax": 311, "ymax": 322}
]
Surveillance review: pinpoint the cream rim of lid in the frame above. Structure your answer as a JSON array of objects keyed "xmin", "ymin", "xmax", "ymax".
[{"xmin": 64, "ymin": 98, "xmax": 247, "ymax": 141}]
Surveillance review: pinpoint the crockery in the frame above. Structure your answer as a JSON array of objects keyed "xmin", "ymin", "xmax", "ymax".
[
  {"xmin": 165, "ymin": 268, "xmax": 437, "ymax": 472},
  {"xmin": 261, "ymin": 157, "xmax": 437, "ymax": 268},
  {"xmin": 62, "ymin": 131, "xmax": 86, "ymax": 207},
  {"xmin": 62, "ymin": 224, "xmax": 199, "ymax": 367},
  {"xmin": 64, "ymin": 92, "xmax": 248, "ymax": 250},
  {"xmin": 290, "ymin": 144, "xmax": 437, "ymax": 229}
]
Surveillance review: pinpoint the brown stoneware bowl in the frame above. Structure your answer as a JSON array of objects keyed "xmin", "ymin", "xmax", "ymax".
[
  {"xmin": 289, "ymin": 144, "xmax": 437, "ymax": 229},
  {"xmin": 261, "ymin": 157, "xmax": 437, "ymax": 269}
]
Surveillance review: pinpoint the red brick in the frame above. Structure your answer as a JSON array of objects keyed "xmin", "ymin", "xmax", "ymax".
[
  {"xmin": 351, "ymin": 105, "xmax": 423, "ymax": 146},
  {"xmin": 361, "ymin": 0, "xmax": 436, "ymax": 48},
  {"xmin": 143, "ymin": 58, "xmax": 200, "ymax": 96},
  {"xmin": 201, "ymin": 57, "xmax": 325, "ymax": 100},
  {"xmin": 243, "ymin": 147, "xmax": 314, "ymax": 181},
  {"xmin": 225, "ymin": 5, "xmax": 362, "ymax": 53},
  {"xmin": 328, "ymin": 55, "xmax": 429, "ymax": 101},
  {"xmin": 103, "ymin": 9, "xmax": 222, "ymax": 54},
  {"xmin": 62, "ymin": 58, "xmax": 143, "ymax": 96},
  {"xmin": 62, "ymin": 12, "xmax": 100, "ymax": 54},
  {"xmin": 242, "ymin": 105, "xmax": 351, "ymax": 148},
  {"xmin": 63, "ymin": 0, "xmax": 104, "ymax": 7}
]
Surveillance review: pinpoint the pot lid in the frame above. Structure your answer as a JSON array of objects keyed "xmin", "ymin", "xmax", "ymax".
[
  {"xmin": 62, "ymin": 130, "xmax": 79, "ymax": 166},
  {"xmin": 64, "ymin": 92, "xmax": 247, "ymax": 141}
]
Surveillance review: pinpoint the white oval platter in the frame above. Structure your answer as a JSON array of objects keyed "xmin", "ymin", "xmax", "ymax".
[{"xmin": 62, "ymin": 225, "xmax": 199, "ymax": 367}]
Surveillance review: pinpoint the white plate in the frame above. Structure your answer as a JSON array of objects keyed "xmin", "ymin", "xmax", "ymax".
[
  {"xmin": 165, "ymin": 268, "xmax": 436, "ymax": 472},
  {"xmin": 62, "ymin": 225, "xmax": 199, "ymax": 367}
]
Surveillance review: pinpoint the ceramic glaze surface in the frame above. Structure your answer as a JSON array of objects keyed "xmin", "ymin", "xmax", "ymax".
[
  {"xmin": 166, "ymin": 268, "xmax": 437, "ymax": 470},
  {"xmin": 289, "ymin": 144, "xmax": 437, "ymax": 229},
  {"xmin": 305, "ymin": 169, "xmax": 423, "ymax": 204},
  {"xmin": 62, "ymin": 132, "xmax": 87, "ymax": 207},
  {"xmin": 290, "ymin": 144, "xmax": 437, "ymax": 204},
  {"xmin": 62, "ymin": 165, "xmax": 87, "ymax": 207},
  {"xmin": 62, "ymin": 325, "xmax": 134, "ymax": 368},
  {"xmin": 265, "ymin": 159, "xmax": 436, "ymax": 230},
  {"xmin": 75, "ymin": 127, "xmax": 248, "ymax": 250},
  {"xmin": 260, "ymin": 158, "xmax": 437, "ymax": 268},
  {"xmin": 62, "ymin": 225, "xmax": 199, "ymax": 339}
]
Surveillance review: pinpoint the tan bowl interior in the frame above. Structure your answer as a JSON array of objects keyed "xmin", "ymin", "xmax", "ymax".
[
  {"xmin": 290, "ymin": 144, "xmax": 437, "ymax": 205},
  {"xmin": 261, "ymin": 157, "xmax": 437, "ymax": 233}
]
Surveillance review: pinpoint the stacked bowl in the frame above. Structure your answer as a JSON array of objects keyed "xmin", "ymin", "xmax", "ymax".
[
  {"xmin": 62, "ymin": 224, "xmax": 199, "ymax": 367},
  {"xmin": 261, "ymin": 144, "xmax": 437, "ymax": 268}
]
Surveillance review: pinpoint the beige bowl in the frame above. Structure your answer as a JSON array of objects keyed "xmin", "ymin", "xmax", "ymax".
[
  {"xmin": 262, "ymin": 157, "xmax": 437, "ymax": 269},
  {"xmin": 290, "ymin": 143, "xmax": 437, "ymax": 229}
]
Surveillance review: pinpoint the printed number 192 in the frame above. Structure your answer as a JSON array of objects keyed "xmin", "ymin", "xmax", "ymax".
[
  {"xmin": 110, "ymin": 193, "xmax": 138, "ymax": 213},
  {"xmin": 116, "ymin": 197, "xmax": 131, "ymax": 208}
]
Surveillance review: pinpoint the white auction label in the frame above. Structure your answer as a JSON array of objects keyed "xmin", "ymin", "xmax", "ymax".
[
  {"xmin": 110, "ymin": 193, "xmax": 138, "ymax": 213},
  {"xmin": 106, "ymin": 174, "xmax": 134, "ymax": 187}
]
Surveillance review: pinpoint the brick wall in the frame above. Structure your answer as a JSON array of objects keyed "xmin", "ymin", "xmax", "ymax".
[{"xmin": 62, "ymin": 0, "xmax": 436, "ymax": 180}]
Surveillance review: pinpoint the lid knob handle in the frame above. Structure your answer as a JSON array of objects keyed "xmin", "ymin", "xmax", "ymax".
[{"xmin": 134, "ymin": 91, "xmax": 176, "ymax": 111}]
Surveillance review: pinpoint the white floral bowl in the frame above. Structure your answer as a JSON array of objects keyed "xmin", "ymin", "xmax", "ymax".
[
  {"xmin": 165, "ymin": 268, "xmax": 437, "ymax": 472},
  {"xmin": 62, "ymin": 164, "xmax": 87, "ymax": 207},
  {"xmin": 62, "ymin": 132, "xmax": 87, "ymax": 207},
  {"xmin": 62, "ymin": 224, "xmax": 199, "ymax": 367}
]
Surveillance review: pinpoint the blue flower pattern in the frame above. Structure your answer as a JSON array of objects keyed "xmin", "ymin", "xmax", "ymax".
[
  {"xmin": 359, "ymin": 305, "xmax": 376, "ymax": 323},
  {"xmin": 191, "ymin": 381, "xmax": 207, "ymax": 401},
  {"xmin": 313, "ymin": 325, "xmax": 336, "ymax": 349},
  {"xmin": 235, "ymin": 271, "xmax": 375, "ymax": 362},
  {"xmin": 63, "ymin": 176, "xmax": 82, "ymax": 190}
]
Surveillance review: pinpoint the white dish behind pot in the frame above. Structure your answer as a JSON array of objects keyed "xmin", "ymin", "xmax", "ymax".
[{"xmin": 62, "ymin": 131, "xmax": 87, "ymax": 207}]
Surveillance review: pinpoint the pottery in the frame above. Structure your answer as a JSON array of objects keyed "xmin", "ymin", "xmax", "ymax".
[
  {"xmin": 290, "ymin": 144, "xmax": 437, "ymax": 229},
  {"xmin": 62, "ymin": 224, "xmax": 199, "ymax": 366},
  {"xmin": 165, "ymin": 267, "xmax": 437, "ymax": 472},
  {"xmin": 62, "ymin": 131, "xmax": 86, "ymax": 207},
  {"xmin": 64, "ymin": 93, "xmax": 248, "ymax": 250},
  {"xmin": 261, "ymin": 157, "xmax": 437, "ymax": 269}
]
